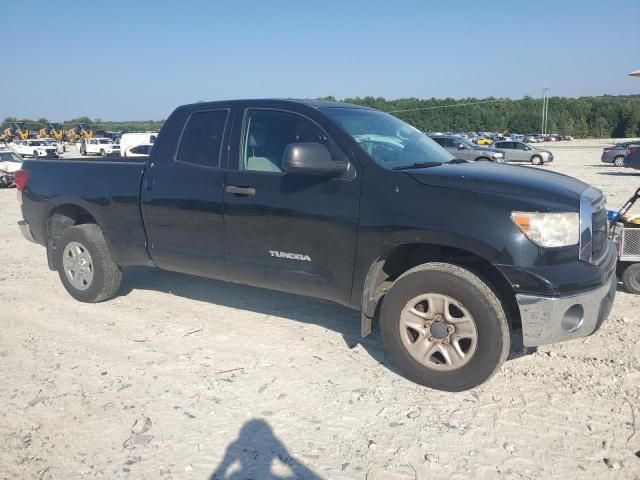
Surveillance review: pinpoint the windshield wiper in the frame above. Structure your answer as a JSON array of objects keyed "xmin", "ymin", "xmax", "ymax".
[
  {"xmin": 393, "ymin": 162, "xmax": 442, "ymax": 170},
  {"xmin": 448, "ymin": 158, "xmax": 468, "ymax": 163}
]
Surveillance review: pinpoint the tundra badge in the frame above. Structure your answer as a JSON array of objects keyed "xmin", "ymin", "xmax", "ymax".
[{"xmin": 269, "ymin": 250, "xmax": 311, "ymax": 262}]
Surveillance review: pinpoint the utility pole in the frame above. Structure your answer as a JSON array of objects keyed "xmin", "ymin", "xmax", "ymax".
[{"xmin": 541, "ymin": 81, "xmax": 549, "ymax": 135}]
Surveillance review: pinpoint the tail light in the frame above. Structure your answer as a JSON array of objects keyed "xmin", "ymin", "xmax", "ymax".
[{"xmin": 14, "ymin": 169, "xmax": 30, "ymax": 191}]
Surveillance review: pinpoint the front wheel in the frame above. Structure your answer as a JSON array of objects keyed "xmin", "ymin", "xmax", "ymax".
[
  {"xmin": 380, "ymin": 262, "xmax": 510, "ymax": 391},
  {"xmin": 100, "ymin": 149, "xmax": 106, "ymax": 157},
  {"xmin": 622, "ymin": 263, "xmax": 640, "ymax": 294},
  {"xmin": 56, "ymin": 224, "xmax": 122, "ymax": 302},
  {"xmin": 614, "ymin": 156, "xmax": 624, "ymax": 167},
  {"xmin": 531, "ymin": 155, "xmax": 543, "ymax": 165}
]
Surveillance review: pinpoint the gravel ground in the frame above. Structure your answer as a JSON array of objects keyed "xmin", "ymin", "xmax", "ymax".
[{"xmin": 1, "ymin": 140, "xmax": 639, "ymax": 479}]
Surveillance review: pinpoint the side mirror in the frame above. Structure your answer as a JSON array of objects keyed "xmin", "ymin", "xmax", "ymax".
[
  {"xmin": 282, "ymin": 143, "xmax": 348, "ymax": 176},
  {"xmin": 457, "ymin": 144, "xmax": 466, "ymax": 150}
]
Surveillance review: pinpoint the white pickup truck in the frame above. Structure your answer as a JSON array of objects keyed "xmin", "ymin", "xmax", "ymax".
[
  {"xmin": 80, "ymin": 138, "xmax": 120, "ymax": 157},
  {"xmin": 12, "ymin": 139, "xmax": 59, "ymax": 158}
]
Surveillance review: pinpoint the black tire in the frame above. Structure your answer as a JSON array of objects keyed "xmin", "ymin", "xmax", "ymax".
[
  {"xmin": 33, "ymin": 150, "xmax": 39, "ymax": 158},
  {"xmin": 622, "ymin": 263, "xmax": 640, "ymax": 294},
  {"xmin": 531, "ymin": 155, "xmax": 543, "ymax": 165},
  {"xmin": 80, "ymin": 147, "xmax": 86, "ymax": 156},
  {"xmin": 614, "ymin": 156, "xmax": 624, "ymax": 167},
  {"xmin": 380, "ymin": 262, "xmax": 510, "ymax": 391},
  {"xmin": 100, "ymin": 149, "xmax": 106, "ymax": 157},
  {"xmin": 56, "ymin": 224, "xmax": 122, "ymax": 303}
]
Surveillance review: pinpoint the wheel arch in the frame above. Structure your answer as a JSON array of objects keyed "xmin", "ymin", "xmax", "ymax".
[
  {"xmin": 45, "ymin": 203, "xmax": 101, "ymax": 270},
  {"xmin": 360, "ymin": 242, "xmax": 520, "ymax": 337}
]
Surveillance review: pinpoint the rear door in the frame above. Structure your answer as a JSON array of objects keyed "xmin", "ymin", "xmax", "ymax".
[
  {"xmin": 141, "ymin": 108, "xmax": 231, "ymax": 279},
  {"xmin": 222, "ymin": 105, "xmax": 361, "ymax": 304}
]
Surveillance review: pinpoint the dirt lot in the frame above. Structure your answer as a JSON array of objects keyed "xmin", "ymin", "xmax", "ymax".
[{"xmin": 1, "ymin": 140, "xmax": 639, "ymax": 479}]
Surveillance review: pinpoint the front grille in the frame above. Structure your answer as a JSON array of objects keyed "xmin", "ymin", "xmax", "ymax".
[
  {"xmin": 580, "ymin": 187, "xmax": 608, "ymax": 264},
  {"xmin": 591, "ymin": 199, "xmax": 608, "ymax": 261}
]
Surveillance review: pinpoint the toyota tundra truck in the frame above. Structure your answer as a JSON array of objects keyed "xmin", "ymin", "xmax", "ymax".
[{"xmin": 15, "ymin": 99, "xmax": 616, "ymax": 391}]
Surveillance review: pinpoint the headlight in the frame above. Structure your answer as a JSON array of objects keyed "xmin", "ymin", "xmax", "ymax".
[
  {"xmin": 511, "ymin": 211, "xmax": 579, "ymax": 247},
  {"xmin": 491, "ymin": 152, "xmax": 504, "ymax": 159}
]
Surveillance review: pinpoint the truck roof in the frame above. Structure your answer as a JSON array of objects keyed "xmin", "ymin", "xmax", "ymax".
[{"xmin": 179, "ymin": 98, "xmax": 373, "ymax": 111}]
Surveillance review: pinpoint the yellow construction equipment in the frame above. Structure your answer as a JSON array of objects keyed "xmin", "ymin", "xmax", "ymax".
[
  {"xmin": 38, "ymin": 123, "xmax": 65, "ymax": 140},
  {"xmin": 67, "ymin": 123, "xmax": 93, "ymax": 142},
  {"xmin": 0, "ymin": 122, "xmax": 30, "ymax": 142}
]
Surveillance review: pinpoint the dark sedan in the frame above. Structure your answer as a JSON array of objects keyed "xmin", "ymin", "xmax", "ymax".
[
  {"xmin": 623, "ymin": 144, "xmax": 640, "ymax": 169},
  {"xmin": 601, "ymin": 142, "xmax": 640, "ymax": 166}
]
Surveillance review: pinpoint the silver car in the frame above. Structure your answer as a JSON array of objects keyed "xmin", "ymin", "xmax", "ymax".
[
  {"xmin": 492, "ymin": 141, "xmax": 553, "ymax": 165},
  {"xmin": 430, "ymin": 135, "xmax": 506, "ymax": 162}
]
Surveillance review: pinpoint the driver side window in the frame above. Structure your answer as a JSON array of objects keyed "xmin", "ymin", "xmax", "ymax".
[{"xmin": 242, "ymin": 109, "xmax": 346, "ymax": 173}]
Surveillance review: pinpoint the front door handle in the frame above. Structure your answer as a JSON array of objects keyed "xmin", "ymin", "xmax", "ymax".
[{"xmin": 225, "ymin": 185, "xmax": 256, "ymax": 196}]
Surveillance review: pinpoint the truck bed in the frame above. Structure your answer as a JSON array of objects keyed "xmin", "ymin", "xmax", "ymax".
[{"xmin": 19, "ymin": 158, "xmax": 150, "ymax": 266}]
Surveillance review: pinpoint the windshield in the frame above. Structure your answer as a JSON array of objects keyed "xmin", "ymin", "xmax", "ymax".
[
  {"xmin": 458, "ymin": 137, "xmax": 476, "ymax": 148},
  {"xmin": 323, "ymin": 108, "xmax": 455, "ymax": 167},
  {"xmin": 97, "ymin": 139, "xmax": 113, "ymax": 144},
  {"xmin": 0, "ymin": 152, "xmax": 22, "ymax": 162}
]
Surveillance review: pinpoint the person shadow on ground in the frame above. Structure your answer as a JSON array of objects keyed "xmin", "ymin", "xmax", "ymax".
[{"xmin": 209, "ymin": 419, "xmax": 322, "ymax": 480}]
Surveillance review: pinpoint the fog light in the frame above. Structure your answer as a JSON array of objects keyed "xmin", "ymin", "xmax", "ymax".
[{"xmin": 561, "ymin": 304, "xmax": 584, "ymax": 332}]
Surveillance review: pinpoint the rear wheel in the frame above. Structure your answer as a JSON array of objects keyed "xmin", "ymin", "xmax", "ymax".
[
  {"xmin": 622, "ymin": 263, "xmax": 640, "ymax": 294},
  {"xmin": 33, "ymin": 150, "xmax": 39, "ymax": 158},
  {"xmin": 614, "ymin": 156, "xmax": 624, "ymax": 167},
  {"xmin": 531, "ymin": 155, "xmax": 543, "ymax": 165},
  {"xmin": 380, "ymin": 262, "xmax": 510, "ymax": 391},
  {"xmin": 56, "ymin": 224, "xmax": 122, "ymax": 302}
]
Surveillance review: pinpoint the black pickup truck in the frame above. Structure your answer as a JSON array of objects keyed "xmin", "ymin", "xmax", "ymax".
[{"xmin": 16, "ymin": 99, "xmax": 617, "ymax": 391}]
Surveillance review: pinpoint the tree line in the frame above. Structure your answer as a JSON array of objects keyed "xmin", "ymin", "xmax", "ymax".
[
  {"xmin": 325, "ymin": 94, "xmax": 640, "ymax": 138},
  {"xmin": 4, "ymin": 94, "xmax": 640, "ymax": 138}
]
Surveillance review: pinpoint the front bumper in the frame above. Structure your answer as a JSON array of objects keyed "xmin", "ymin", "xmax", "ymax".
[
  {"xmin": 516, "ymin": 266, "xmax": 616, "ymax": 347},
  {"xmin": 18, "ymin": 220, "xmax": 37, "ymax": 243}
]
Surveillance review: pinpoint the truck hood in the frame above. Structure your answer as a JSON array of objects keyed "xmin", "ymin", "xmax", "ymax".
[{"xmin": 405, "ymin": 162, "xmax": 588, "ymax": 206}]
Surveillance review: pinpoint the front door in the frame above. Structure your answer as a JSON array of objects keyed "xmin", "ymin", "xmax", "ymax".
[
  {"xmin": 223, "ymin": 107, "xmax": 361, "ymax": 304},
  {"xmin": 141, "ymin": 108, "xmax": 231, "ymax": 279}
]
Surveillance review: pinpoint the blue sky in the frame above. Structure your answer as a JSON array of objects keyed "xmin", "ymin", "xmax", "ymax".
[{"xmin": 2, "ymin": 0, "xmax": 639, "ymax": 120}]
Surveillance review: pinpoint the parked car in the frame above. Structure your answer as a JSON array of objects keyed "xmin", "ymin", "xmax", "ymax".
[
  {"xmin": 0, "ymin": 150, "xmax": 23, "ymax": 188},
  {"xmin": 124, "ymin": 144, "xmax": 153, "ymax": 157},
  {"xmin": 120, "ymin": 132, "xmax": 157, "ymax": 157},
  {"xmin": 430, "ymin": 135, "xmax": 506, "ymax": 162},
  {"xmin": 12, "ymin": 139, "xmax": 58, "ymax": 158},
  {"xmin": 39, "ymin": 138, "xmax": 65, "ymax": 155},
  {"xmin": 492, "ymin": 141, "xmax": 553, "ymax": 165},
  {"xmin": 16, "ymin": 99, "xmax": 616, "ymax": 392},
  {"xmin": 80, "ymin": 138, "xmax": 120, "ymax": 157},
  {"xmin": 623, "ymin": 144, "xmax": 640, "ymax": 169},
  {"xmin": 475, "ymin": 137, "xmax": 493, "ymax": 145},
  {"xmin": 601, "ymin": 142, "xmax": 640, "ymax": 167}
]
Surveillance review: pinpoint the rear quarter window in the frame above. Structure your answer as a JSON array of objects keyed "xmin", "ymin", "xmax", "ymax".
[{"xmin": 176, "ymin": 110, "xmax": 229, "ymax": 168}]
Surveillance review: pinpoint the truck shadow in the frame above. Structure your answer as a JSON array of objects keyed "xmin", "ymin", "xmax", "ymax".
[
  {"xmin": 209, "ymin": 418, "xmax": 323, "ymax": 480},
  {"xmin": 119, "ymin": 267, "xmax": 531, "ymax": 375}
]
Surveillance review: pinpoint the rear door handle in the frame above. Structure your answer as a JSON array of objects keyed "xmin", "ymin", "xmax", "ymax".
[
  {"xmin": 225, "ymin": 185, "xmax": 256, "ymax": 196},
  {"xmin": 143, "ymin": 176, "xmax": 155, "ymax": 191}
]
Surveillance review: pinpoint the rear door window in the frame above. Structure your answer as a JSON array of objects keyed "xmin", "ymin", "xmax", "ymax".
[{"xmin": 176, "ymin": 110, "xmax": 229, "ymax": 168}]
